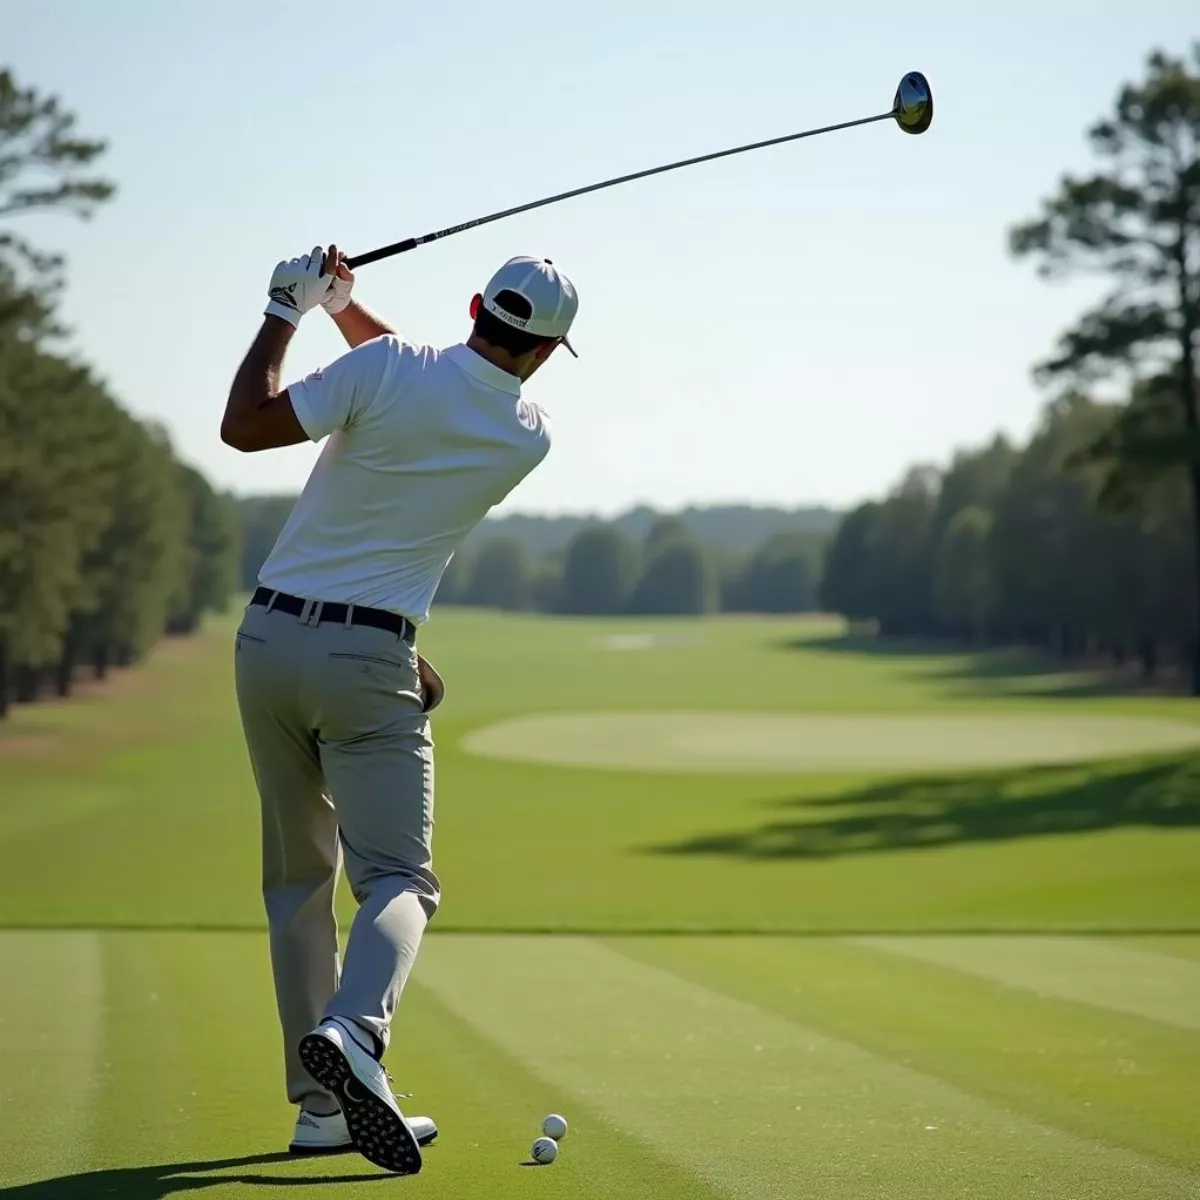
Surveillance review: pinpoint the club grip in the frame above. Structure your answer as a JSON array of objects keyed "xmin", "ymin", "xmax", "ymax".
[{"xmin": 345, "ymin": 237, "xmax": 420, "ymax": 270}]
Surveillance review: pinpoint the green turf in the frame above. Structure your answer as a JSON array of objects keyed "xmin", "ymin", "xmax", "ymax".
[
  {"xmin": 0, "ymin": 608, "xmax": 1197, "ymax": 932},
  {"xmin": 2, "ymin": 930, "xmax": 1196, "ymax": 1196},
  {"xmin": 1, "ymin": 608, "xmax": 1198, "ymax": 1195},
  {"xmin": 609, "ymin": 935, "xmax": 1200, "ymax": 1173}
]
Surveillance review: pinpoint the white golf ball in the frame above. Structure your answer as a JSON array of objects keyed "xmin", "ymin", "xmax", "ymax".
[
  {"xmin": 542, "ymin": 1113, "xmax": 569, "ymax": 1140},
  {"xmin": 531, "ymin": 1136, "xmax": 559, "ymax": 1164}
]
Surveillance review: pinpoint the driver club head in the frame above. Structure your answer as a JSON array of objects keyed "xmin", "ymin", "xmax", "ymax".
[{"xmin": 893, "ymin": 71, "xmax": 933, "ymax": 135}]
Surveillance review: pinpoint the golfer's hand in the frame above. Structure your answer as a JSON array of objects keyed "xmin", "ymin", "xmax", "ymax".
[
  {"xmin": 263, "ymin": 245, "xmax": 335, "ymax": 328},
  {"xmin": 321, "ymin": 244, "xmax": 354, "ymax": 315}
]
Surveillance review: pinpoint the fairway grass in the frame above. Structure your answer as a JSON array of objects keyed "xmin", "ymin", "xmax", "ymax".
[
  {"xmin": 2, "ymin": 930, "xmax": 1197, "ymax": 1196},
  {"xmin": 2, "ymin": 609, "xmax": 1198, "ymax": 1195},
  {"xmin": 1, "ymin": 608, "xmax": 1197, "ymax": 933}
]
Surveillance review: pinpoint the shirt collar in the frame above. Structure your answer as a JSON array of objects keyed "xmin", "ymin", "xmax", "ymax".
[{"xmin": 444, "ymin": 343, "xmax": 521, "ymax": 396}]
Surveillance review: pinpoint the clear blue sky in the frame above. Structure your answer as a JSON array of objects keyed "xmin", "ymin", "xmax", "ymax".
[{"xmin": 5, "ymin": 0, "xmax": 1197, "ymax": 515}]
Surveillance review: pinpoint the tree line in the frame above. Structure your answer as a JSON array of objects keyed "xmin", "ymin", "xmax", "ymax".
[
  {"xmin": 0, "ymin": 68, "xmax": 238, "ymax": 717},
  {"xmin": 824, "ymin": 45, "xmax": 1200, "ymax": 689},
  {"xmin": 820, "ymin": 397, "xmax": 1192, "ymax": 676},
  {"xmin": 457, "ymin": 503, "xmax": 838, "ymax": 559},
  {"xmin": 438, "ymin": 517, "xmax": 827, "ymax": 615},
  {"xmin": 239, "ymin": 497, "xmax": 828, "ymax": 617}
]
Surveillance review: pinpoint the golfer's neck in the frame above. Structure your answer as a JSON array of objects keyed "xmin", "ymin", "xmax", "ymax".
[{"xmin": 466, "ymin": 335, "xmax": 525, "ymax": 382}]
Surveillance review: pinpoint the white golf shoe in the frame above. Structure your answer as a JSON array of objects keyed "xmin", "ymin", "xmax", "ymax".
[
  {"xmin": 297, "ymin": 1018, "xmax": 423, "ymax": 1174},
  {"xmin": 289, "ymin": 1107, "xmax": 438, "ymax": 1154},
  {"xmin": 288, "ymin": 1104, "xmax": 439, "ymax": 1152}
]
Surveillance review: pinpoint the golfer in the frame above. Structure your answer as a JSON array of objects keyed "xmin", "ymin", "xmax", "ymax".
[{"xmin": 221, "ymin": 244, "xmax": 577, "ymax": 1174}]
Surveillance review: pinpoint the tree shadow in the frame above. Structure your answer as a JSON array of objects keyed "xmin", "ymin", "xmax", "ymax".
[
  {"xmin": 646, "ymin": 755, "xmax": 1200, "ymax": 861},
  {"xmin": 784, "ymin": 635, "xmax": 1164, "ymax": 698},
  {"xmin": 1, "ymin": 1153, "xmax": 390, "ymax": 1198},
  {"xmin": 966, "ymin": 675, "xmax": 1149, "ymax": 700},
  {"xmin": 789, "ymin": 634, "xmax": 948, "ymax": 660}
]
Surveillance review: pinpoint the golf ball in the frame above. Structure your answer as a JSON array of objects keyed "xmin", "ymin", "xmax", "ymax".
[
  {"xmin": 531, "ymin": 1136, "xmax": 559, "ymax": 1164},
  {"xmin": 542, "ymin": 1113, "xmax": 568, "ymax": 1140}
]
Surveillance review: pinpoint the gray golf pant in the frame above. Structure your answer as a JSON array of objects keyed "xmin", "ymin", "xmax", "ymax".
[{"xmin": 234, "ymin": 597, "xmax": 441, "ymax": 1111}]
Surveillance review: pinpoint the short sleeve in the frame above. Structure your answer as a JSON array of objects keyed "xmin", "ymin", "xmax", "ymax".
[{"xmin": 286, "ymin": 336, "xmax": 393, "ymax": 443}]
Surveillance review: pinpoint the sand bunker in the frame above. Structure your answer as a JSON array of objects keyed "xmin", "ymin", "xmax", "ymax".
[{"xmin": 461, "ymin": 711, "xmax": 1200, "ymax": 774}]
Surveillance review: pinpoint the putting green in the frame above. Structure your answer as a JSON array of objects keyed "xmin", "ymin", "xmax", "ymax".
[{"xmin": 461, "ymin": 711, "xmax": 1200, "ymax": 773}]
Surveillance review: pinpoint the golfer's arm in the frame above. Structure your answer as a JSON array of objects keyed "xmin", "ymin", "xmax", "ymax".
[
  {"xmin": 221, "ymin": 317, "xmax": 308, "ymax": 452},
  {"xmin": 330, "ymin": 298, "xmax": 397, "ymax": 349}
]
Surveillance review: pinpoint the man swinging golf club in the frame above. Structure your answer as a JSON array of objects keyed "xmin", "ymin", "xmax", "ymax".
[{"xmin": 221, "ymin": 243, "xmax": 577, "ymax": 1174}]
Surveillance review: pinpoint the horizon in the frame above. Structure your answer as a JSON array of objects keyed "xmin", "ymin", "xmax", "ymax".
[{"xmin": 238, "ymin": 493, "xmax": 844, "ymax": 516}]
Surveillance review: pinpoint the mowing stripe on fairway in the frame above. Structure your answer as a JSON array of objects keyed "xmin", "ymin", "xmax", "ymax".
[
  {"xmin": 1113, "ymin": 934, "xmax": 1200, "ymax": 962},
  {"xmin": 417, "ymin": 935, "xmax": 1196, "ymax": 1199},
  {"xmin": 0, "ymin": 932, "xmax": 103, "ymax": 1186},
  {"xmin": 611, "ymin": 935, "xmax": 1200, "ymax": 1171},
  {"xmin": 852, "ymin": 935, "xmax": 1200, "ymax": 1033},
  {"xmin": 399, "ymin": 976, "xmax": 730, "ymax": 1199},
  {"xmin": 3, "ymin": 931, "xmax": 729, "ymax": 1199}
]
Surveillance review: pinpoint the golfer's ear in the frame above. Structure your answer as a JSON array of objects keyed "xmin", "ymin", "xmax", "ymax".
[{"xmin": 469, "ymin": 293, "xmax": 482, "ymax": 319}]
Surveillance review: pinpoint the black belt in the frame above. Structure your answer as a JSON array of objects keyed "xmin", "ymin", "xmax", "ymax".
[{"xmin": 250, "ymin": 587, "xmax": 415, "ymax": 643}]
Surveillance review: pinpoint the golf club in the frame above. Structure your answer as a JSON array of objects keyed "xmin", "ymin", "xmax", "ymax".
[{"xmin": 344, "ymin": 71, "xmax": 932, "ymax": 270}]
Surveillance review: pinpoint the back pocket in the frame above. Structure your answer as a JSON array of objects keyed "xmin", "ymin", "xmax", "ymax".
[{"xmin": 328, "ymin": 652, "xmax": 407, "ymax": 669}]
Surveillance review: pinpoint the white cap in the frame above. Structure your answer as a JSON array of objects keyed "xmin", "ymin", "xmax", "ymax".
[{"xmin": 482, "ymin": 256, "xmax": 579, "ymax": 357}]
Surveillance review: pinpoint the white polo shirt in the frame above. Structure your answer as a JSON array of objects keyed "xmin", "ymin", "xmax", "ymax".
[{"xmin": 257, "ymin": 335, "xmax": 551, "ymax": 624}]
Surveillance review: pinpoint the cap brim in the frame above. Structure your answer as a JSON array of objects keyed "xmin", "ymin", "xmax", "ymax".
[{"xmin": 561, "ymin": 335, "xmax": 578, "ymax": 359}]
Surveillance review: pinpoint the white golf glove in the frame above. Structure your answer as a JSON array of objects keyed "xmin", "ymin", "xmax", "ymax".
[
  {"xmin": 264, "ymin": 245, "xmax": 334, "ymax": 327},
  {"xmin": 322, "ymin": 259, "xmax": 354, "ymax": 315}
]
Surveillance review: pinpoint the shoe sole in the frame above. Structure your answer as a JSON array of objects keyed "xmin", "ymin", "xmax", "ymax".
[
  {"xmin": 288, "ymin": 1142, "xmax": 353, "ymax": 1157},
  {"xmin": 298, "ymin": 1033, "xmax": 422, "ymax": 1175},
  {"xmin": 289, "ymin": 1129, "xmax": 438, "ymax": 1156}
]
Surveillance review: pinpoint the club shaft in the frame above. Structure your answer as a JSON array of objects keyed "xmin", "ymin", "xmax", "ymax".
[{"xmin": 345, "ymin": 108, "xmax": 896, "ymax": 269}]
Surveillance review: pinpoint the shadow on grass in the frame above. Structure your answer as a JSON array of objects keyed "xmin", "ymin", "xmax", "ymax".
[
  {"xmin": 789, "ymin": 634, "xmax": 954, "ymax": 659},
  {"xmin": 2, "ymin": 1153, "xmax": 389, "ymax": 1198},
  {"xmin": 785, "ymin": 635, "xmax": 1160, "ymax": 699},
  {"xmin": 648, "ymin": 755, "xmax": 1200, "ymax": 861}
]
